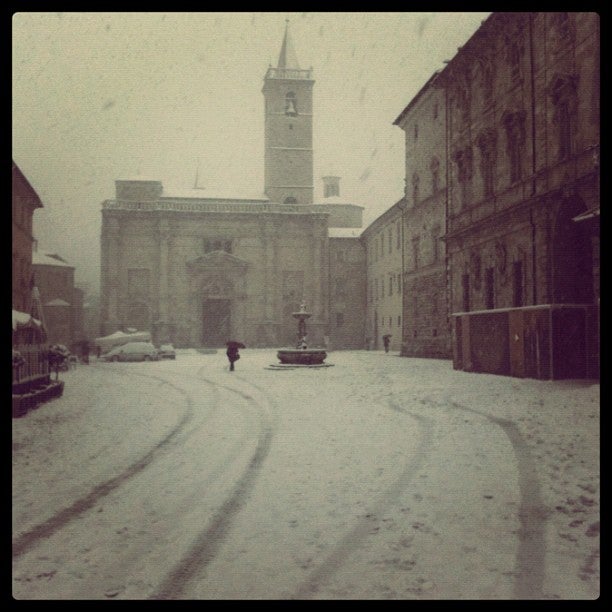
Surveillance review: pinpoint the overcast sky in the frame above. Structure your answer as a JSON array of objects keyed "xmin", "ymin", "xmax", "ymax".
[{"xmin": 13, "ymin": 11, "xmax": 490, "ymax": 293}]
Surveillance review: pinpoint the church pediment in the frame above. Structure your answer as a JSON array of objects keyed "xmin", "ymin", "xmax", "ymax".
[{"xmin": 186, "ymin": 250, "xmax": 250, "ymax": 271}]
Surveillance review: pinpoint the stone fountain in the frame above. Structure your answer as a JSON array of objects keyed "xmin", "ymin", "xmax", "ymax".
[{"xmin": 275, "ymin": 302, "xmax": 329, "ymax": 367}]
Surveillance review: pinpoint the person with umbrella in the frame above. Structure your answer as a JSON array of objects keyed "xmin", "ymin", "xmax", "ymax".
[
  {"xmin": 383, "ymin": 334, "xmax": 392, "ymax": 353},
  {"xmin": 226, "ymin": 340, "xmax": 245, "ymax": 371}
]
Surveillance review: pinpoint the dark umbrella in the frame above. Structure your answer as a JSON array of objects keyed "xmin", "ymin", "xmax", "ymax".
[
  {"xmin": 383, "ymin": 334, "xmax": 392, "ymax": 340},
  {"xmin": 226, "ymin": 341, "xmax": 246, "ymax": 349}
]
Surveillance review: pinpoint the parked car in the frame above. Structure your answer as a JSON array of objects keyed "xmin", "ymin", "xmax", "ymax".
[
  {"xmin": 158, "ymin": 344, "xmax": 176, "ymax": 360},
  {"xmin": 101, "ymin": 342, "xmax": 159, "ymax": 362}
]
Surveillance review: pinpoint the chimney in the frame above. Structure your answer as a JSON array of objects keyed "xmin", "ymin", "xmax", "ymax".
[{"xmin": 322, "ymin": 176, "xmax": 340, "ymax": 198}]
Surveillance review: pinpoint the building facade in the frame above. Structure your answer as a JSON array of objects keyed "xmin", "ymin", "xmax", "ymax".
[
  {"xmin": 441, "ymin": 12, "xmax": 599, "ymax": 377},
  {"xmin": 12, "ymin": 161, "xmax": 42, "ymax": 313},
  {"xmin": 362, "ymin": 202, "xmax": 404, "ymax": 352},
  {"xmin": 100, "ymin": 24, "xmax": 364, "ymax": 349},
  {"xmin": 394, "ymin": 72, "xmax": 450, "ymax": 358},
  {"xmin": 32, "ymin": 251, "xmax": 84, "ymax": 348}
]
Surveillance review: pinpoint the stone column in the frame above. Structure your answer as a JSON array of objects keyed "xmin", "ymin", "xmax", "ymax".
[
  {"xmin": 261, "ymin": 216, "xmax": 276, "ymax": 321},
  {"xmin": 158, "ymin": 220, "xmax": 171, "ymax": 323},
  {"xmin": 104, "ymin": 216, "xmax": 121, "ymax": 332}
]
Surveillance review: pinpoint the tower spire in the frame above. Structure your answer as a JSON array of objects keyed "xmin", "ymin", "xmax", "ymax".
[{"xmin": 277, "ymin": 19, "xmax": 300, "ymax": 70}]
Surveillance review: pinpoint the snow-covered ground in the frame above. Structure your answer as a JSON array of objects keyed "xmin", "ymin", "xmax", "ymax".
[{"xmin": 12, "ymin": 350, "xmax": 599, "ymax": 600}]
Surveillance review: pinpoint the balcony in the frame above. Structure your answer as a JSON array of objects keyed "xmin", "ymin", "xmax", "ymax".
[{"xmin": 265, "ymin": 67, "xmax": 312, "ymax": 80}]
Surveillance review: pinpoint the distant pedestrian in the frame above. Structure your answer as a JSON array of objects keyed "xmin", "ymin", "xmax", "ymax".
[
  {"xmin": 383, "ymin": 334, "xmax": 392, "ymax": 353},
  {"xmin": 226, "ymin": 340, "xmax": 245, "ymax": 371}
]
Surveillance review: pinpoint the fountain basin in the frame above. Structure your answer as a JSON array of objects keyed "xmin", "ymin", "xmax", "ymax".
[{"xmin": 277, "ymin": 348, "xmax": 327, "ymax": 365}]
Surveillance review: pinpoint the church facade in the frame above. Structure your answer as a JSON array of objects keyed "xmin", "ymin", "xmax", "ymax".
[{"xmin": 99, "ymin": 24, "xmax": 365, "ymax": 349}]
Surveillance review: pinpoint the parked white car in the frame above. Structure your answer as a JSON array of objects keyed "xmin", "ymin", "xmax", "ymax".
[
  {"xmin": 158, "ymin": 344, "xmax": 176, "ymax": 360},
  {"xmin": 101, "ymin": 342, "xmax": 160, "ymax": 362}
]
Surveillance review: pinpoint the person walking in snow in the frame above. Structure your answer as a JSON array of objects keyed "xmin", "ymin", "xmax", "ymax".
[
  {"xmin": 383, "ymin": 334, "xmax": 392, "ymax": 353},
  {"xmin": 226, "ymin": 340, "xmax": 245, "ymax": 371}
]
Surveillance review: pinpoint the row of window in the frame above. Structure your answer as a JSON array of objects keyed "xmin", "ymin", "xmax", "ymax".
[
  {"xmin": 369, "ymin": 221, "xmax": 402, "ymax": 263},
  {"xmin": 369, "ymin": 272, "xmax": 402, "ymax": 303},
  {"xmin": 373, "ymin": 314, "xmax": 402, "ymax": 328},
  {"xmin": 451, "ymin": 13, "xmax": 574, "ymax": 129}
]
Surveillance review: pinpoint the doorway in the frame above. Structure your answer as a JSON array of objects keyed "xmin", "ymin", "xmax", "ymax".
[
  {"xmin": 202, "ymin": 299, "xmax": 231, "ymax": 347},
  {"xmin": 553, "ymin": 196, "xmax": 593, "ymax": 304}
]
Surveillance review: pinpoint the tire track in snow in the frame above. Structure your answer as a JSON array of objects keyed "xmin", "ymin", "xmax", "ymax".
[
  {"xmin": 448, "ymin": 400, "xmax": 547, "ymax": 600},
  {"xmin": 12, "ymin": 366, "xmax": 213, "ymax": 559},
  {"xmin": 293, "ymin": 402, "xmax": 435, "ymax": 599},
  {"xmin": 354, "ymin": 365, "xmax": 547, "ymax": 599},
  {"xmin": 150, "ymin": 374, "xmax": 275, "ymax": 600}
]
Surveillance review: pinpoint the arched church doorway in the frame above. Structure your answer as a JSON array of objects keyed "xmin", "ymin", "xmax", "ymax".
[{"xmin": 552, "ymin": 195, "xmax": 593, "ymax": 304}]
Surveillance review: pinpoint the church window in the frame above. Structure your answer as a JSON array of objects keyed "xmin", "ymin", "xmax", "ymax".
[
  {"xmin": 433, "ymin": 102, "xmax": 439, "ymax": 120},
  {"xmin": 412, "ymin": 173, "xmax": 420, "ymax": 206},
  {"xmin": 396, "ymin": 222, "xmax": 401, "ymax": 249},
  {"xmin": 381, "ymin": 277, "xmax": 385, "ymax": 298},
  {"xmin": 388, "ymin": 227, "xmax": 393, "ymax": 253},
  {"xmin": 380, "ymin": 234, "xmax": 384, "ymax": 257},
  {"xmin": 389, "ymin": 275, "xmax": 393, "ymax": 296},
  {"xmin": 336, "ymin": 312, "xmax": 344, "ymax": 327},
  {"xmin": 414, "ymin": 123, "xmax": 418, "ymax": 141},
  {"xmin": 204, "ymin": 239, "xmax": 233, "ymax": 253},
  {"xmin": 285, "ymin": 91, "xmax": 297, "ymax": 116},
  {"xmin": 284, "ymin": 196, "xmax": 298, "ymax": 204},
  {"xmin": 127, "ymin": 268, "xmax": 150, "ymax": 301}
]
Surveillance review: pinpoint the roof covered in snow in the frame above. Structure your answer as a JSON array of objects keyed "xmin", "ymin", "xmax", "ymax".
[
  {"xmin": 161, "ymin": 188, "xmax": 269, "ymax": 202},
  {"xmin": 314, "ymin": 196, "xmax": 361, "ymax": 207},
  {"xmin": 12, "ymin": 309, "xmax": 42, "ymax": 331}
]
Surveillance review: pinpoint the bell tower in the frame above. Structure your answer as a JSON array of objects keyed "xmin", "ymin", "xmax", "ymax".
[{"xmin": 262, "ymin": 20, "xmax": 314, "ymax": 205}]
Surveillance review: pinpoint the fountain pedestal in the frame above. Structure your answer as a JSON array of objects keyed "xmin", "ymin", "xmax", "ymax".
[{"xmin": 275, "ymin": 302, "xmax": 330, "ymax": 367}]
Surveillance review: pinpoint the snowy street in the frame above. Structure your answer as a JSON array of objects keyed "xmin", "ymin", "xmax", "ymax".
[{"xmin": 12, "ymin": 350, "xmax": 599, "ymax": 600}]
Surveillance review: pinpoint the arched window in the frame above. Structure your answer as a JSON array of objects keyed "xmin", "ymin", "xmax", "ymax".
[
  {"xmin": 285, "ymin": 92, "xmax": 297, "ymax": 116},
  {"xmin": 284, "ymin": 196, "xmax": 297, "ymax": 204}
]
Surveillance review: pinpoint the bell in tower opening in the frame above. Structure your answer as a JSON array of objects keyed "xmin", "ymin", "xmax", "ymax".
[{"xmin": 285, "ymin": 91, "xmax": 297, "ymax": 116}]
